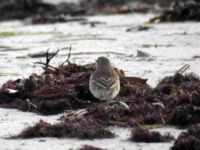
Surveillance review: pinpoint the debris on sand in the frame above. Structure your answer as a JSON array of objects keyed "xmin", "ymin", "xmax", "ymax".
[
  {"xmin": 79, "ymin": 145, "xmax": 106, "ymax": 150},
  {"xmin": 126, "ymin": 25, "xmax": 153, "ymax": 32},
  {"xmin": 156, "ymin": 71, "xmax": 200, "ymax": 126},
  {"xmin": 10, "ymin": 70, "xmax": 200, "ymax": 139},
  {"xmin": 0, "ymin": 49, "xmax": 199, "ymax": 139},
  {"xmin": 130, "ymin": 128, "xmax": 174, "ymax": 142},
  {"xmin": 25, "ymin": 15, "xmax": 87, "ymax": 25},
  {"xmin": 149, "ymin": 0, "xmax": 200, "ymax": 23},
  {"xmin": 0, "ymin": 0, "xmax": 86, "ymax": 23},
  {"xmin": 171, "ymin": 124, "xmax": 200, "ymax": 150},
  {"xmin": 13, "ymin": 119, "xmax": 114, "ymax": 139},
  {"xmin": 80, "ymin": 0, "xmax": 152, "ymax": 15},
  {"xmin": 0, "ymin": 62, "xmax": 95, "ymax": 115},
  {"xmin": 0, "ymin": 49, "xmax": 149, "ymax": 117},
  {"xmin": 0, "ymin": 0, "xmax": 158, "ymax": 24}
]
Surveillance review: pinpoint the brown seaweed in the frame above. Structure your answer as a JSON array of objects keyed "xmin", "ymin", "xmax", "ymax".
[
  {"xmin": 79, "ymin": 145, "xmax": 106, "ymax": 150},
  {"xmin": 130, "ymin": 128, "xmax": 174, "ymax": 142},
  {"xmin": 150, "ymin": 0, "xmax": 200, "ymax": 23},
  {"xmin": 171, "ymin": 124, "xmax": 200, "ymax": 150},
  {"xmin": 0, "ymin": 0, "xmax": 86, "ymax": 23},
  {"xmin": 0, "ymin": 51, "xmax": 200, "ymax": 141},
  {"xmin": 1, "ymin": 63, "xmax": 200, "ymax": 129},
  {"xmin": 13, "ymin": 119, "xmax": 114, "ymax": 139}
]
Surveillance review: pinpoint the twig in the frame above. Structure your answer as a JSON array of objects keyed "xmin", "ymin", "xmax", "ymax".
[
  {"xmin": 34, "ymin": 62, "xmax": 56, "ymax": 70},
  {"xmin": 26, "ymin": 99, "xmax": 37, "ymax": 111},
  {"xmin": 38, "ymin": 48, "xmax": 60, "ymax": 84},
  {"xmin": 175, "ymin": 64, "xmax": 190, "ymax": 75},
  {"xmin": 63, "ymin": 109, "xmax": 88, "ymax": 121},
  {"xmin": 48, "ymin": 48, "xmax": 60, "ymax": 61},
  {"xmin": 44, "ymin": 49, "xmax": 60, "ymax": 73},
  {"xmin": 34, "ymin": 49, "xmax": 60, "ymax": 85},
  {"xmin": 107, "ymin": 120, "xmax": 126, "ymax": 126},
  {"xmin": 60, "ymin": 45, "xmax": 72, "ymax": 66}
]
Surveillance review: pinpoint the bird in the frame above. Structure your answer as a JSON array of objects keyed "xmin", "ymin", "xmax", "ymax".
[{"xmin": 89, "ymin": 56, "xmax": 120, "ymax": 101}]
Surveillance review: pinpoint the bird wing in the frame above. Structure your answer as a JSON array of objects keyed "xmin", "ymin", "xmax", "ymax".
[{"xmin": 95, "ymin": 77, "xmax": 118, "ymax": 89}]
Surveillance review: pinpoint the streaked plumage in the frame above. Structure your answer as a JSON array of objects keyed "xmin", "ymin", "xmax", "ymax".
[{"xmin": 89, "ymin": 56, "xmax": 120, "ymax": 101}]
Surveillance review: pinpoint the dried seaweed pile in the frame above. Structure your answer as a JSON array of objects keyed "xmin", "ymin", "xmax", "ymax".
[
  {"xmin": 0, "ymin": 55, "xmax": 200, "ymax": 147},
  {"xmin": 62, "ymin": 66, "xmax": 200, "ymax": 128},
  {"xmin": 156, "ymin": 72, "xmax": 200, "ymax": 126},
  {"xmin": 13, "ymin": 119, "xmax": 114, "ymax": 139},
  {"xmin": 0, "ymin": 50, "xmax": 149, "ymax": 117},
  {"xmin": 0, "ymin": 0, "xmax": 85, "ymax": 23},
  {"xmin": 0, "ymin": 0, "xmax": 153, "ymax": 24},
  {"xmin": 171, "ymin": 124, "xmax": 200, "ymax": 150},
  {"xmin": 130, "ymin": 128, "xmax": 174, "ymax": 142},
  {"xmin": 150, "ymin": 0, "xmax": 200, "ymax": 22},
  {"xmin": 80, "ymin": 0, "xmax": 150, "ymax": 14},
  {"xmin": 79, "ymin": 145, "xmax": 105, "ymax": 150},
  {"xmin": 0, "ymin": 62, "xmax": 96, "ymax": 115}
]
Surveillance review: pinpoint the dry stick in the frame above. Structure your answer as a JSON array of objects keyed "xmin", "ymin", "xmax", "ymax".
[
  {"xmin": 60, "ymin": 45, "xmax": 72, "ymax": 66},
  {"xmin": 43, "ymin": 49, "xmax": 60, "ymax": 84},
  {"xmin": 44, "ymin": 49, "xmax": 60, "ymax": 73},
  {"xmin": 34, "ymin": 49, "xmax": 60, "ymax": 71},
  {"xmin": 168, "ymin": 64, "xmax": 190, "ymax": 83},
  {"xmin": 34, "ymin": 49, "xmax": 56, "ymax": 70},
  {"xmin": 34, "ymin": 49, "xmax": 60, "ymax": 84},
  {"xmin": 34, "ymin": 62, "xmax": 56, "ymax": 70},
  {"xmin": 176, "ymin": 64, "xmax": 190, "ymax": 75},
  {"xmin": 26, "ymin": 99, "xmax": 37, "ymax": 111},
  {"xmin": 63, "ymin": 99, "xmax": 141, "ymax": 120}
]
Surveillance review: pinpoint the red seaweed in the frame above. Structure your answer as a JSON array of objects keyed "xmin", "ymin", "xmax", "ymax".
[
  {"xmin": 13, "ymin": 119, "xmax": 114, "ymax": 139},
  {"xmin": 79, "ymin": 145, "xmax": 106, "ymax": 150},
  {"xmin": 130, "ymin": 128, "xmax": 174, "ymax": 142},
  {"xmin": 171, "ymin": 124, "xmax": 200, "ymax": 150}
]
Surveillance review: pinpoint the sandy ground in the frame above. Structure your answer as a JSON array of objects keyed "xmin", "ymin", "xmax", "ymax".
[{"xmin": 0, "ymin": 13, "xmax": 199, "ymax": 149}]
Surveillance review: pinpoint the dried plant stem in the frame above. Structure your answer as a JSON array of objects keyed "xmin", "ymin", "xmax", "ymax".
[
  {"xmin": 176, "ymin": 64, "xmax": 190, "ymax": 75},
  {"xmin": 60, "ymin": 45, "xmax": 72, "ymax": 66}
]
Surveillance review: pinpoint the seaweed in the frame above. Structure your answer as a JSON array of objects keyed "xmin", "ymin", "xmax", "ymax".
[
  {"xmin": 0, "ymin": 0, "xmax": 155, "ymax": 24},
  {"xmin": 13, "ymin": 119, "xmax": 114, "ymax": 139},
  {"xmin": 171, "ymin": 124, "xmax": 200, "ymax": 150},
  {"xmin": 1, "ymin": 61, "xmax": 200, "ymax": 129},
  {"xmin": 0, "ymin": 50, "xmax": 200, "ymax": 141},
  {"xmin": 149, "ymin": 0, "xmax": 200, "ymax": 23},
  {"xmin": 79, "ymin": 145, "xmax": 105, "ymax": 150},
  {"xmin": 130, "ymin": 128, "xmax": 174, "ymax": 142},
  {"xmin": 0, "ymin": 0, "xmax": 86, "ymax": 23}
]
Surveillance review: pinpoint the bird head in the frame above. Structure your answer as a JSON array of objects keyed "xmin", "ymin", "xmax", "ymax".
[
  {"xmin": 96, "ymin": 56, "xmax": 112, "ymax": 69},
  {"xmin": 95, "ymin": 56, "xmax": 114, "ymax": 76}
]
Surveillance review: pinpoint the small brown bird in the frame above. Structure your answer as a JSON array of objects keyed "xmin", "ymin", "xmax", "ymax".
[{"xmin": 89, "ymin": 56, "xmax": 120, "ymax": 101}]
